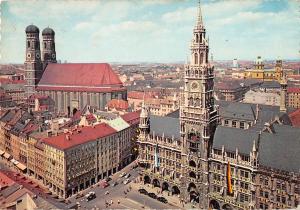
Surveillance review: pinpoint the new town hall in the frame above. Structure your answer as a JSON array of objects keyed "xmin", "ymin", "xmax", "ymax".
[{"xmin": 137, "ymin": 2, "xmax": 300, "ymax": 209}]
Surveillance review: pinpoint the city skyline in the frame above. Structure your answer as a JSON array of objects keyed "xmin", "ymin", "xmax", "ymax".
[{"xmin": 1, "ymin": 0, "xmax": 299, "ymax": 64}]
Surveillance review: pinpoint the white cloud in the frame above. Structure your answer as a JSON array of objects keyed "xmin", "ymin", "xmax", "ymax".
[
  {"xmin": 92, "ymin": 20, "xmax": 158, "ymax": 40},
  {"xmin": 143, "ymin": 0, "xmax": 181, "ymax": 5},
  {"xmin": 162, "ymin": 7, "xmax": 195, "ymax": 23},
  {"xmin": 74, "ymin": 22, "xmax": 93, "ymax": 31}
]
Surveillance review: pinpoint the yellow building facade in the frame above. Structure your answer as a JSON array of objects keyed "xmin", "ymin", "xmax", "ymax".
[{"xmin": 244, "ymin": 57, "xmax": 284, "ymax": 81}]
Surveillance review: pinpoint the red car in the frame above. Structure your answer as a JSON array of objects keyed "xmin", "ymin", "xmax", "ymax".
[{"xmin": 99, "ymin": 181, "xmax": 109, "ymax": 188}]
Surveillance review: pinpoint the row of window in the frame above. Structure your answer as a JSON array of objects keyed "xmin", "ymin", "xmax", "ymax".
[
  {"xmin": 213, "ymin": 150, "xmax": 250, "ymax": 162},
  {"xmin": 224, "ymin": 119, "xmax": 248, "ymax": 129}
]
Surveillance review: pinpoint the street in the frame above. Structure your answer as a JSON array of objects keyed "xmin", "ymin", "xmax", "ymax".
[
  {"xmin": 1, "ymin": 159, "xmax": 181, "ymax": 209},
  {"xmin": 68, "ymin": 162, "xmax": 179, "ymax": 209}
]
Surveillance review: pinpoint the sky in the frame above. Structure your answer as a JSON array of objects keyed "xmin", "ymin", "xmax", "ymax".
[{"xmin": 0, "ymin": 0, "xmax": 299, "ymax": 64}]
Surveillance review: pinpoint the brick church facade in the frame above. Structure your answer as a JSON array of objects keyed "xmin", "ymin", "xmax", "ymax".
[{"xmin": 24, "ymin": 25, "xmax": 126, "ymax": 115}]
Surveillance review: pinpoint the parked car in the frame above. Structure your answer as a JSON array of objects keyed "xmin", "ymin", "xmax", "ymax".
[
  {"xmin": 85, "ymin": 192, "xmax": 96, "ymax": 201},
  {"xmin": 75, "ymin": 193, "xmax": 84, "ymax": 199},
  {"xmin": 105, "ymin": 177, "xmax": 112, "ymax": 182},
  {"xmin": 119, "ymin": 172, "xmax": 126, "ymax": 178},
  {"xmin": 112, "ymin": 182, "xmax": 118, "ymax": 187},
  {"xmin": 148, "ymin": 193, "xmax": 157, "ymax": 199},
  {"xmin": 157, "ymin": 197, "xmax": 168, "ymax": 203},
  {"xmin": 124, "ymin": 173, "xmax": 131, "ymax": 179},
  {"xmin": 138, "ymin": 189, "xmax": 148, "ymax": 195},
  {"xmin": 123, "ymin": 179, "xmax": 130, "ymax": 185}
]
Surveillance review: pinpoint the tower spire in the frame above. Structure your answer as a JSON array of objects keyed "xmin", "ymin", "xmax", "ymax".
[{"xmin": 195, "ymin": 0, "xmax": 203, "ymax": 28}]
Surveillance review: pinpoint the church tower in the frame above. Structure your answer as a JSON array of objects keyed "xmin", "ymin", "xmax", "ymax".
[
  {"xmin": 139, "ymin": 100, "xmax": 150, "ymax": 140},
  {"xmin": 275, "ymin": 59, "xmax": 283, "ymax": 81},
  {"xmin": 279, "ymin": 74, "xmax": 287, "ymax": 113},
  {"xmin": 42, "ymin": 27, "xmax": 57, "ymax": 69},
  {"xmin": 180, "ymin": 1, "xmax": 219, "ymax": 208},
  {"xmin": 24, "ymin": 25, "xmax": 43, "ymax": 98}
]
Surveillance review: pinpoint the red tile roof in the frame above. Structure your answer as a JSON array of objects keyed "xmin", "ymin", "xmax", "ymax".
[
  {"xmin": 289, "ymin": 108, "xmax": 300, "ymax": 128},
  {"xmin": 127, "ymin": 91, "xmax": 157, "ymax": 100},
  {"xmin": 28, "ymin": 94, "xmax": 49, "ymax": 100},
  {"xmin": 37, "ymin": 63, "xmax": 124, "ymax": 92},
  {"xmin": 42, "ymin": 123, "xmax": 116, "ymax": 150},
  {"xmin": 21, "ymin": 122, "xmax": 39, "ymax": 135},
  {"xmin": 0, "ymin": 171, "xmax": 15, "ymax": 188},
  {"xmin": 121, "ymin": 110, "xmax": 141, "ymax": 125},
  {"xmin": 0, "ymin": 78, "xmax": 11, "ymax": 84},
  {"xmin": 11, "ymin": 80, "xmax": 25, "ymax": 84},
  {"xmin": 71, "ymin": 110, "xmax": 82, "ymax": 122},
  {"xmin": 86, "ymin": 114, "xmax": 96, "ymax": 123},
  {"xmin": 106, "ymin": 99, "xmax": 129, "ymax": 111},
  {"xmin": 287, "ymin": 87, "xmax": 300, "ymax": 93},
  {"xmin": 36, "ymin": 86, "xmax": 126, "ymax": 93}
]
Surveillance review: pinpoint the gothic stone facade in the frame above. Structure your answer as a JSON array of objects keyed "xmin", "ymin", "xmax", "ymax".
[
  {"xmin": 137, "ymin": 3, "xmax": 219, "ymax": 209},
  {"xmin": 137, "ymin": 2, "xmax": 300, "ymax": 209}
]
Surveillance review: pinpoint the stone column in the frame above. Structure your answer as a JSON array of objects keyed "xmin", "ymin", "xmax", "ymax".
[
  {"xmin": 100, "ymin": 93, "xmax": 104, "ymax": 110},
  {"xmin": 97, "ymin": 93, "xmax": 100, "ymax": 110}
]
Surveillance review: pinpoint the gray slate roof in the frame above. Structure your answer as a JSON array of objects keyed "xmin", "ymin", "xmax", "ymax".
[
  {"xmin": 259, "ymin": 124, "xmax": 300, "ymax": 173},
  {"xmin": 149, "ymin": 115, "xmax": 180, "ymax": 140},
  {"xmin": 259, "ymin": 81, "xmax": 281, "ymax": 89},
  {"xmin": 1, "ymin": 183, "xmax": 20, "ymax": 198},
  {"xmin": 217, "ymin": 100, "xmax": 294, "ymax": 130},
  {"xmin": 219, "ymin": 102, "xmax": 256, "ymax": 121},
  {"xmin": 213, "ymin": 124, "xmax": 300, "ymax": 173},
  {"xmin": 166, "ymin": 109, "xmax": 179, "ymax": 118},
  {"xmin": 213, "ymin": 126, "xmax": 259, "ymax": 154}
]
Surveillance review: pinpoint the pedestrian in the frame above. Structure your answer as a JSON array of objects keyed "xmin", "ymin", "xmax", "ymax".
[
  {"xmin": 110, "ymin": 199, "xmax": 113, "ymax": 205},
  {"xmin": 117, "ymin": 199, "xmax": 120, "ymax": 204}
]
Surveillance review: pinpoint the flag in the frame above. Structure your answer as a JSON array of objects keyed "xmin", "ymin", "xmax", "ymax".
[
  {"xmin": 227, "ymin": 161, "xmax": 233, "ymax": 195},
  {"xmin": 154, "ymin": 144, "xmax": 160, "ymax": 168}
]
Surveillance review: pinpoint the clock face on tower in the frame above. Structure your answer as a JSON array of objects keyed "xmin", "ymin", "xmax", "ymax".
[{"xmin": 191, "ymin": 81, "xmax": 199, "ymax": 90}]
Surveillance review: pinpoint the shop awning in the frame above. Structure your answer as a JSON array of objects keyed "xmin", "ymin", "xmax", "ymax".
[
  {"xmin": 16, "ymin": 163, "xmax": 27, "ymax": 171},
  {"xmin": 10, "ymin": 159, "xmax": 19, "ymax": 165},
  {"xmin": 3, "ymin": 153, "xmax": 11, "ymax": 159},
  {"xmin": 0, "ymin": 150, "xmax": 4, "ymax": 156}
]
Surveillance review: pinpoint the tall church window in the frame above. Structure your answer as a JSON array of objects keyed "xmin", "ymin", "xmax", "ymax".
[
  {"xmin": 27, "ymin": 41, "xmax": 30, "ymax": 48},
  {"xmin": 188, "ymin": 97, "xmax": 194, "ymax": 106},
  {"xmin": 195, "ymin": 98, "xmax": 200, "ymax": 106},
  {"xmin": 44, "ymin": 42, "xmax": 47, "ymax": 49},
  {"xmin": 196, "ymin": 34, "xmax": 199, "ymax": 43},
  {"xmin": 200, "ymin": 53, "xmax": 204, "ymax": 64},
  {"xmin": 194, "ymin": 53, "xmax": 198, "ymax": 65},
  {"xmin": 200, "ymin": 34, "xmax": 202, "ymax": 43}
]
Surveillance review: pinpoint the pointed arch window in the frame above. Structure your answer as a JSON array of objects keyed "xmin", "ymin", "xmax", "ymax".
[
  {"xmin": 44, "ymin": 42, "xmax": 47, "ymax": 49},
  {"xmin": 27, "ymin": 41, "xmax": 30, "ymax": 48},
  {"xmin": 188, "ymin": 97, "xmax": 194, "ymax": 106},
  {"xmin": 194, "ymin": 53, "xmax": 198, "ymax": 65},
  {"xmin": 195, "ymin": 34, "xmax": 199, "ymax": 43},
  {"xmin": 195, "ymin": 98, "xmax": 200, "ymax": 106},
  {"xmin": 200, "ymin": 53, "xmax": 204, "ymax": 64},
  {"xmin": 200, "ymin": 34, "xmax": 202, "ymax": 43}
]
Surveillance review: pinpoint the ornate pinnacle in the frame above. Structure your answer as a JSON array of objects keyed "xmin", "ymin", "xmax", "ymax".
[{"xmin": 196, "ymin": 0, "xmax": 203, "ymax": 28}]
